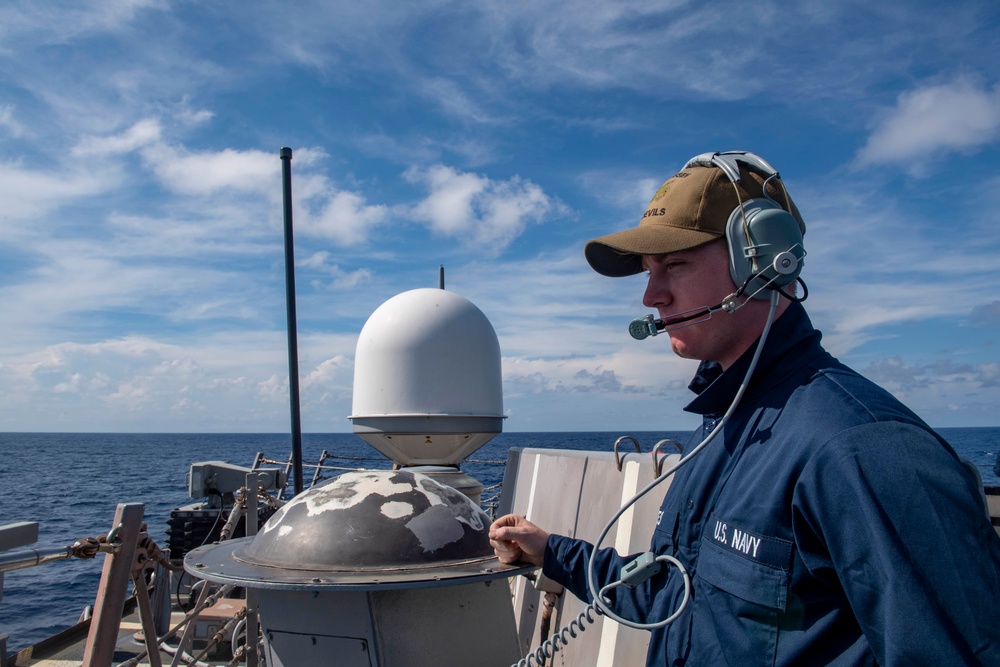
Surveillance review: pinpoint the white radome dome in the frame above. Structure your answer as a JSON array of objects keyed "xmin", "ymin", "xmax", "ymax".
[{"xmin": 349, "ymin": 288, "xmax": 504, "ymax": 465}]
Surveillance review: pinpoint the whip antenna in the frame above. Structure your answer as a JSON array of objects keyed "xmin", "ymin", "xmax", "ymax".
[{"xmin": 280, "ymin": 147, "xmax": 304, "ymax": 496}]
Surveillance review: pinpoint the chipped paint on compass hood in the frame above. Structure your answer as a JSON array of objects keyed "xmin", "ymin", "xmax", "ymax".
[{"xmin": 238, "ymin": 470, "xmax": 493, "ymax": 572}]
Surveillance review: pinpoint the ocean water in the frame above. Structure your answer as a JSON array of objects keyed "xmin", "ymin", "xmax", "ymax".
[{"xmin": 0, "ymin": 428, "xmax": 997, "ymax": 653}]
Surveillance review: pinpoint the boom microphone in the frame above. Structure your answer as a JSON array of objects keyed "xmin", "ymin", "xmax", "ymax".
[
  {"xmin": 628, "ymin": 309, "xmax": 709, "ymax": 340},
  {"xmin": 628, "ymin": 293, "xmax": 745, "ymax": 341}
]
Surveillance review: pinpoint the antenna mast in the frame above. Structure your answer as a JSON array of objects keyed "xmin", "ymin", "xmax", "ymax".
[{"xmin": 280, "ymin": 147, "xmax": 304, "ymax": 496}]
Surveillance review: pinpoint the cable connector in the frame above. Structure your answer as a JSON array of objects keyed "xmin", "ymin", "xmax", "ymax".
[{"xmin": 620, "ymin": 552, "xmax": 662, "ymax": 589}]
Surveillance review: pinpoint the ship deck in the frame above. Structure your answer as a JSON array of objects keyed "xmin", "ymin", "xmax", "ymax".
[{"xmin": 12, "ymin": 606, "xmax": 239, "ymax": 667}]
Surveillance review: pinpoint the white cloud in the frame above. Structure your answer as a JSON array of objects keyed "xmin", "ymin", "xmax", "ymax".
[
  {"xmin": 299, "ymin": 252, "xmax": 374, "ymax": 289},
  {"xmin": 0, "ymin": 331, "xmax": 313, "ymax": 430},
  {"xmin": 857, "ymin": 79, "xmax": 1000, "ymax": 171},
  {"xmin": 406, "ymin": 165, "xmax": 487, "ymax": 235},
  {"xmin": 72, "ymin": 117, "xmax": 162, "ymax": 156},
  {"xmin": 298, "ymin": 251, "xmax": 330, "ymax": 270},
  {"xmin": 504, "ymin": 347, "xmax": 693, "ymax": 400},
  {"xmin": 0, "ymin": 0, "xmax": 164, "ymax": 44},
  {"xmin": 301, "ymin": 355, "xmax": 352, "ymax": 395},
  {"xmin": 28, "ymin": 337, "xmax": 181, "ymax": 370},
  {"xmin": 580, "ymin": 170, "xmax": 664, "ymax": 213},
  {"xmin": 179, "ymin": 108, "xmax": 214, "ymax": 125},
  {"xmin": 414, "ymin": 77, "xmax": 501, "ymax": 126},
  {"xmin": 0, "ymin": 162, "xmax": 114, "ymax": 222},
  {"xmin": 142, "ymin": 143, "xmax": 277, "ymax": 195},
  {"xmin": 173, "ymin": 96, "xmax": 215, "ymax": 126},
  {"xmin": 257, "ymin": 374, "xmax": 285, "ymax": 401},
  {"xmin": 405, "ymin": 164, "xmax": 559, "ymax": 254},
  {"xmin": 301, "ymin": 190, "xmax": 388, "ymax": 245},
  {"xmin": 477, "ymin": 178, "xmax": 555, "ymax": 248}
]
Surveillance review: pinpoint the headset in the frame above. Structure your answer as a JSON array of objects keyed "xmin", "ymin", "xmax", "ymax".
[
  {"xmin": 684, "ymin": 150, "xmax": 806, "ymax": 301},
  {"xmin": 629, "ymin": 151, "xmax": 808, "ymax": 341}
]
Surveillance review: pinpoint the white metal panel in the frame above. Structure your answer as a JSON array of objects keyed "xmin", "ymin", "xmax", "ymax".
[{"xmin": 500, "ymin": 446, "xmax": 679, "ymax": 667}]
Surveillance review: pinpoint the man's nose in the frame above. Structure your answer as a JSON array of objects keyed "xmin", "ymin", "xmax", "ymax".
[{"xmin": 642, "ymin": 272, "xmax": 669, "ymax": 309}]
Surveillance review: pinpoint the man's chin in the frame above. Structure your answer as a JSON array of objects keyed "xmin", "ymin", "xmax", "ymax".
[{"xmin": 667, "ymin": 336, "xmax": 694, "ymax": 360}]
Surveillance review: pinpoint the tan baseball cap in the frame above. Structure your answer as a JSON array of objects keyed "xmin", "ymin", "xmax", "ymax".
[{"xmin": 584, "ymin": 163, "xmax": 805, "ymax": 277}]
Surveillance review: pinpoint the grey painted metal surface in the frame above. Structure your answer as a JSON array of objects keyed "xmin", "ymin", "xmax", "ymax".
[
  {"xmin": 185, "ymin": 469, "xmax": 525, "ymax": 666},
  {"xmin": 257, "ymin": 583, "xmax": 521, "ymax": 667},
  {"xmin": 186, "ymin": 470, "xmax": 529, "ymax": 589}
]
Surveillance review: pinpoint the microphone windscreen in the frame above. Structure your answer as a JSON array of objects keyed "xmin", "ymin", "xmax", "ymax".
[{"xmin": 628, "ymin": 318, "xmax": 651, "ymax": 340}]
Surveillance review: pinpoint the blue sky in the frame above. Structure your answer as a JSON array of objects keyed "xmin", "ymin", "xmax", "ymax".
[{"xmin": 1, "ymin": 0, "xmax": 998, "ymax": 433}]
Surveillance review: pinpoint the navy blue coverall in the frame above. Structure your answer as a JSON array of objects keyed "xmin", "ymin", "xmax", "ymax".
[{"xmin": 542, "ymin": 302, "xmax": 1000, "ymax": 666}]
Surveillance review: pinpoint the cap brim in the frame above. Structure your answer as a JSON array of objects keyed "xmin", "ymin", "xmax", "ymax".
[{"xmin": 584, "ymin": 226, "xmax": 721, "ymax": 277}]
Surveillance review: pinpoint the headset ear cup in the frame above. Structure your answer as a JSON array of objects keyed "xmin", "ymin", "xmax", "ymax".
[{"xmin": 726, "ymin": 199, "xmax": 805, "ymax": 299}]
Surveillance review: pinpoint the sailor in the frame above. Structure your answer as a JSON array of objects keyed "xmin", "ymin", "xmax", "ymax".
[{"xmin": 489, "ymin": 151, "xmax": 1000, "ymax": 666}]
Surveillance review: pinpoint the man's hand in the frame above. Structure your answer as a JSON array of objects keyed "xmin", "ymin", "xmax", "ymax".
[{"xmin": 489, "ymin": 514, "xmax": 549, "ymax": 567}]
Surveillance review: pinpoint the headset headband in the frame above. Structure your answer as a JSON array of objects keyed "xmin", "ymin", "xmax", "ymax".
[{"xmin": 683, "ymin": 151, "xmax": 779, "ymax": 185}]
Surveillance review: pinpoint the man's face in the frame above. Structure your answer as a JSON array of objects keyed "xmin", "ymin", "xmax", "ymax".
[{"xmin": 642, "ymin": 239, "xmax": 763, "ymax": 369}]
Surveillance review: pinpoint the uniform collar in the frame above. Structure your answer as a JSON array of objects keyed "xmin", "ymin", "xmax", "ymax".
[{"xmin": 683, "ymin": 301, "xmax": 823, "ymax": 416}]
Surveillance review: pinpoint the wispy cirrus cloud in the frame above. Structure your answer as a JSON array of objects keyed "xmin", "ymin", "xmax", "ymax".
[
  {"xmin": 72, "ymin": 117, "xmax": 162, "ymax": 157},
  {"xmin": 0, "ymin": 161, "xmax": 115, "ymax": 223}
]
